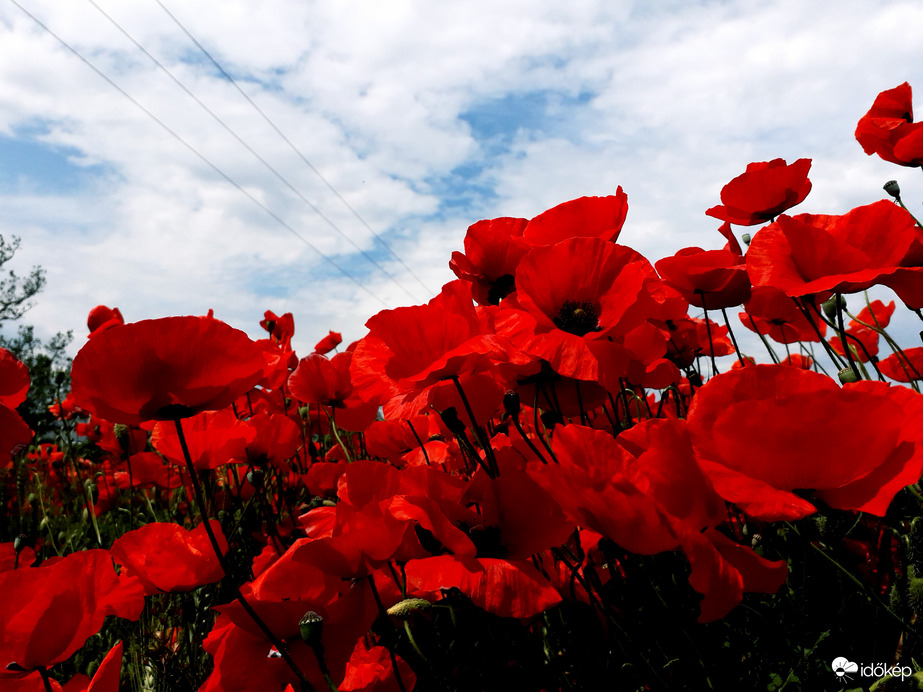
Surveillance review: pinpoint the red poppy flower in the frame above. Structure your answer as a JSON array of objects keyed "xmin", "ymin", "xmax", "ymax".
[
  {"xmin": 71, "ymin": 316, "xmax": 267, "ymax": 425},
  {"xmin": 655, "ymin": 224, "xmax": 750, "ymax": 309},
  {"xmin": 706, "ymin": 158, "xmax": 812, "ymax": 226},
  {"xmin": 738, "ymin": 286, "xmax": 826, "ymax": 344},
  {"xmin": 289, "ymin": 353, "xmax": 353, "ymax": 407},
  {"xmin": 313, "ymin": 330, "xmax": 343, "ymax": 355},
  {"xmin": 521, "ymin": 191, "xmax": 629, "ymax": 246},
  {"xmin": 850, "ymin": 300, "xmax": 895, "ymax": 330},
  {"xmin": 664, "ymin": 316, "xmax": 734, "ymax": 369},
  {"xmin": 111, "ymin": 520, "xmax": 227, "ymax": 595},
  {"xmin": 504, "ymin": 237, "xmax": 671, "ymax": 382},
  {"xmin": 152, "ymin": 409, "xmax": 256, "ymax": 471},
  {"xmin": 362, "ymin": 280, "xmax": 513, "ymax": 389},
  {"xmin": 878, "ymin": 347, "xmax": 923, "ymax": 382},
  {"xmin": 0, "ymin": 549, "xmax": 144, "ymax": 671},
  {"xmin": 404, "ymin": 555, "xmax": 562, "ymax": 619},
  {"xmin": 687, "ymin": 365, "xmax": 923, "ymax": 519},
  {"xmin": 781, "ymin": 353, "xmax": 814, "ymax": 370},
  {"xmin": 855, "ymin": 82, "xmax": 923, "ymax": 167},
  {"xmin": 61, "ymin": 641, "xmax": 123, "ymax": 692},
  {"xmin": 86, "ymin": 305, "xmax": 124, "ymax": 339},
  {"xmin": 232, "ymin": 411, "xmax": 302, "ymax": 467},
  {"xmin": 831, "ymin": 325, "xmax": 879, "ymax": 362},
  {"xmin": 113, "ymin": 451, "xmax": 181, "ymax": 490},
  {"xmin": 0, "ymin": 348, "xmax": 32, "ymax": 467},
  {"xmin": 746, "ymin": 200, "xmax": 918, "ymax": 298},
  {"xmin": 339, "ymin": 642, "xmax": 416, "ymax": 692},
  {"xmin": 449, "ymin": 217, "xmax": 530, "ymax": 305},
  {"xmin": 260, "ymin": 311, "xmax": 295, "ymax": 349},
  {"xmin": 528, "ymin": 420, "xmax": 786, "ymax": 621},
  {"xmin": 0, "ymin": 348, "xmax": 30, "ymax": 407}
]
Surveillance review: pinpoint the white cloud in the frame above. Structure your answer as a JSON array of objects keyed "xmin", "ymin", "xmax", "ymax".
[{"xmin": 0, "ymin": 0, "xmax": 920, "ymax": 360}]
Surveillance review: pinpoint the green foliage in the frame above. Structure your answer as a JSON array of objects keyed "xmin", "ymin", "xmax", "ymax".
[
  {"xmin": 0, "ymin": 324, "xmax": 72, "ymax": 441},
  {"xmin": 0, "ymin": 234, "xmax": 45, "ymax": 323}
]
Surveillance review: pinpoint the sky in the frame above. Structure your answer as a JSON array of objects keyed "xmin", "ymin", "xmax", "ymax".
[{"xmin": 0, "ymin": 0, "xmax": 922, "ymax": 361}]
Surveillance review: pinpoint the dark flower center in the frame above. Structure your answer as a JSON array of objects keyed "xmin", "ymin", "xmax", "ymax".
[
  {"xmin": 487, "ymin": 274, "xmax": 516, "ymax": 305},
  {"xmin": 554, "ymin": 300, "xmax": 601, "ymax": 336}
]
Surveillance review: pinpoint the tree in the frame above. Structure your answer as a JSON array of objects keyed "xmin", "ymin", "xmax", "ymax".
[
  {"xmin": 0, "ymin": 234, "xmax": 46, "ymax": 323},
  {"xmin": 0, "ymin": 233, "xmax": 69, "ymax": 441},
  {"xmin": 0, "ymin": 325, "xmax": 72, "ymax": 441}
]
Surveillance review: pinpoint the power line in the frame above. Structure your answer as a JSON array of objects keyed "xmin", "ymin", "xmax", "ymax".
[
  {"xmin": 153, "ymin": 0, "xmax": 436, "ymax": 297},
  {"xmin": 85, "ymin": 0, "xmax": 424, "ymax": 304},
  {"xmin": 9, "ymin": 0, "xmax": 390, "ymax": 309}
]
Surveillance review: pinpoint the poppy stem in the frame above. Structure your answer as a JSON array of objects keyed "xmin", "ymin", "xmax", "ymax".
[
  {"xmin": 450, "ymin": 376, "xmax": 499, "ymax": 477},
  {"xmin": 37, "ymin": 666, "xmax": 54, "ymax": 692},
  {"xmin": 510, "ymin": 412, "xmax": 547, "ymax": 463},
  {"xmin": 744, "ymin": 314, "xmax": 780, "ymax": 364},
  {"xmin": 367, "ymin": 575, "xmax": 408, "ymax": 692},
  {"xmin": 719, "ymin": 308, "xmax": 747, "ymax": 367},
  {"xmin": 173, "ymin": 419, "xmax": 316, "ymax": 692},
  {"xmin": 405, "ymin": 420, "xmax": 432, "ymax": 466},
  {"xmin": 696, "ymin": 291, "xmax": 720, "ymax": 376},
  {"xmin": 324, "ymin": 407, "xmax": 353, "ymax": 462},
  {"xmin": 533, "ymin": 388, "xmax": 559, "ymax": 463},
  {"xmin": 792, "ymin": 298, "xmax": 844, "ymax": 369}
]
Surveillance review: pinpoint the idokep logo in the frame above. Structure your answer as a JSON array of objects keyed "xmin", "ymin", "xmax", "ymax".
[
  {"xmin": 832, "ymin": 657, "xmax": 912, "ymax": 684},
  {"xmin": 831, "ymin": 658, "xmax": 858, "ymax": 682}
]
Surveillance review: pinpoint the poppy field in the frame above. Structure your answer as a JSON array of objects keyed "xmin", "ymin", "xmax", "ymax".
[{"xmin": 2, "ymin": 83, "xmax": 923, "ymax": 692}]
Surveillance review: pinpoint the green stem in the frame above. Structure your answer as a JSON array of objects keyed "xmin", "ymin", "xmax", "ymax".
[{"xmin": 173, "ymin": 419, "xmax": 315, "ymax": 691}]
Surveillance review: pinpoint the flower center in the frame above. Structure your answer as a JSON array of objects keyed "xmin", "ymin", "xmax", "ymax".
[
  {"xmin": 487, "ymin": 274, "xmax": 516, "ymax": 305},
  {"xmin": 554, "ymin": 300, "xmax": 601, "ymax": 336}
]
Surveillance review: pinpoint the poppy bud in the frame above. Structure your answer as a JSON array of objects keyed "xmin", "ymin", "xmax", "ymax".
[
  {"xmin": 13, "ymin": 533, "xmax": 27, "ymax": 552},
  {"xmin": 890, "ymin": 582, "xmax": 908, "ymax": 618},
  {"xmin": 884, "ymin": 180, "xmax": 901, "ymax": 198},
  {"xmin": 741, "ymin": 233, "xmax": 752, "ymax": 246},
  {"xmin": 387, "ymin": 598, "xmax": 432, "ymax": 620},
  {"xmin": 113, "ymin": 423, "xmax": 131, "ymax": 452},
  {"xmin": 298, "ymin": 406, "xmax": 310, "ymax": 419},
  {"xmin": 503, "ymin": 390, "xmax": 521, "ymax": 418},
  {"xmin": 299, "ymin": 610, "xmax": 324, "ymax": 647},
  {"xmin": 837, "ymin": 367, "xmax": 859, "ymax": 384},
  {"xmin": 822, "ymin": 294, "xmax": 846, "ymax": 319},
  {"xmin": 246, "ymin": 469, "xmax": 264, "ymax": 488},
  {"xmin": 910, "ymin": 518, "xmax": 923, "ymax": 574},
  {"xmin": 909, "ymin": 577, "xmax": 923, "ymax": 618}
]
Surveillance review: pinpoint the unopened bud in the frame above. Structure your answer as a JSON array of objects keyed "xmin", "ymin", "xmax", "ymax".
[
  {"xmin": 13, "ymin": 534, "xmax": 27, "ymax": 552},
  {"xmin": 299, "ymin": 611, "xmax": 324, "ymax": 647},
  {"xmin": 837, "ymin": 367, "xmax": 859, "ymax": 384},
  {"xmin": 113, "ymin": 423, "xmax": 130, "ymax": 451},
  {"xmin": 246, "ymin": 469, "xmax": 265, "ymax": 488},
  {"xmin": 909, "ymin": 577, "xmax": 923, "ymax": 618},
  {"xmin": 822, "ymin": 294, "xmax": 846, "ymax": 319},
  {"xmin": 387, "ymin": 598, "xmax": 432, "ymax": 620},
  {"xmin": 741, "ymin": 233, "xmax": 751, "ymax": 246},
  {"xmin": 884, "ymin": 180, "xmax": 901, "ymax": 198}
]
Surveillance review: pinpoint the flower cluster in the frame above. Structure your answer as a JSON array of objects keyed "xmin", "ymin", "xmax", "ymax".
[{"xmin": 2, "ymin": 83, "xmax": 923, "ymax": 691}]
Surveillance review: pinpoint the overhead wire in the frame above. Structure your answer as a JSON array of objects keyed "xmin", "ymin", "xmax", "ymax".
[
  {"xmin": 85, "ymin": 0, "xmax": 425, "ymax": 304},
  {"xmin": 153, "ymin": 0, "xmax": 436, "ymax": 297},
  {"xmin": 9, "ymin": 0, "xmax": 390, "ymax": 309}
]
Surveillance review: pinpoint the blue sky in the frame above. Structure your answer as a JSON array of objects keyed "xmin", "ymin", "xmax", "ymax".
[{"xmin": 0, "ymin": 0, "xmax": 922, "ymax": 359}]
